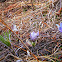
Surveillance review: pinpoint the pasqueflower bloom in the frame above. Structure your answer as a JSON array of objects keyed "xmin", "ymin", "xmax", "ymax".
[
  {"xmin": 12, "ymin": 25, "xmax": 18, "ymax": 31},
  {"xmin": 56, "ymin": 22, "xmax": 62, "ymax": 32},
  {"xmin": 30, "ymin": 31, "xmax": 39, "ymax": 40}
]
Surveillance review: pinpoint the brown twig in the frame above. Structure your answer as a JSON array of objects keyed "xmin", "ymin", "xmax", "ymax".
[
  {"xmin": 0, "ymin": 56, "xmax": 5, "ymax": 61},
  {"xmin": 12, "ymin": 43, "xmax": 27, "ymax": 52},
  {"xmin": 5, "ymin": 53, "xmax": 22, "ymax": 60}
]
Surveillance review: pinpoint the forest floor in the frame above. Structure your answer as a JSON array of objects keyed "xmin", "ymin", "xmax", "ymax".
[{"xmin": 0, "ymin": 0, "xmax": 62, "ymax": 62}]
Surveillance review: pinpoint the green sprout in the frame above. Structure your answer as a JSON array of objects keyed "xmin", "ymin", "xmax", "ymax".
[
  {"xmin": 0, "ymin": 30, "xmax": 11, "ymax": 47},
  {"xmin": 31, "ymin": 42, "xmax": 35, "ymax": 47}
]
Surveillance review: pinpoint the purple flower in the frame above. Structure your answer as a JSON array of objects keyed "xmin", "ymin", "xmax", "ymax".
[
  {"xmin": 30, "ymin": 31, "xmax": 39, "ymax": 40},
  {"xmin": 12, "ymin": 25, "xmax": 18, "ymax": 31},
  {"xmin": 56, "ymin": 22, "xmax": 62, "ymax": 32}
]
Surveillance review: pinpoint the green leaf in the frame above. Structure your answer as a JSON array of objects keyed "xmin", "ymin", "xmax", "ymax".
[
  {"xmin": 6, "ymin": 31, "xmax": 9, "ymax": 40},
  {"xmin": 60, "ymin": 46, "xmax": 62, "ymax": 48},
  {"xmin": 3, "ymin": 30, "xmax": 11, "ymax": 41},
  {"xmin": 0, "ymin": 35, "xmax": 11, "ymax": 47},
  {"xmin": 3, "ymin": 32, "xmax": 6, "ymax": 38},
  {"xmin": 31, "ymin": 42, "xmax": 35, "ymax": 47}
]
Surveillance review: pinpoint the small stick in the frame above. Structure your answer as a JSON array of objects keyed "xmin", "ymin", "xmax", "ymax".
[{"xmin": 0, "ymin": 56, "xmax": 5, "ymax": 61}]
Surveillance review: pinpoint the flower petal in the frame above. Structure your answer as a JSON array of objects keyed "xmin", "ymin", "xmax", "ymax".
[
  {"xmin": 56, "ymin": 24, "xmax": 60, "ymax": 29},
  {"xmin": 60, "ymin": 22, "xmax": 62, "ymax": 28},
  {"xmin": 30, "ymin": 31, "xmax": 39, "ymax": 40},
  {"xmin": 12, "ymin": 25, "xmax": 18, "ymax": 31},
  {"xmin": 37, "ymin": 31, "xmax": 39, "ymax": 36},
  {"xmin": 59, "ymin": 27, "xmax": 62, "ymax": 32}
]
